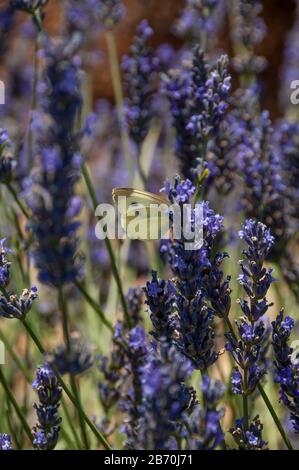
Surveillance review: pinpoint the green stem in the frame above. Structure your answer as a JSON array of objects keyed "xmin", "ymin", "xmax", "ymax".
[
  {"xmin": 136, "ymin": 144, "xmax": 147, "ymax": 190},
  {"xmin": 6, "ymin": 183, "xmax": 30, "ymax": 219},
  {"xmin": 257, "ymin": 383, "xmax": 293, "ymax": 451},
  {"xmin": 74, "ymin": 280, "xmax": 113, "ymax": 332},
  {"xmin": 61, "ymin": 399, "xmax": 82, "ymax": 450},
  {"xmin": 81, "ymin": 162, "xmax": 131, "ymax": 328},
  {"xmin": 0, "ymin": 367, "xmax": 33, "ymax": 443},
  {"xmin": 69, "ymin": 375, "xmax": 90, "ymax": 450},
  {"xmin": 20, "ymin": 318, "xmax": 111, "ymax": 449},
  {"xmin": 105, "ymin": 30, "xmax": 133, "ymax": 179},
  {"xmin": 6, "ymin": 401, "xmax": 22, "ymax": 450},
  {"xmin": 224, "ymin": 316, "xmax": 293, "ymax": 450},
  {"xmin": 58, "ymin": 288, "xmax": 90, "ymax": 450},
  {"xmin": 60, "ymin": 427, "xmax": 76, "ymax": 450},
  {"xmin": 0, "ymin": 329, "xmax": 31, "ymax": 382},
  {"xmin": 32, "ymin": 8, "xmax": 43, "ymax": 34}
]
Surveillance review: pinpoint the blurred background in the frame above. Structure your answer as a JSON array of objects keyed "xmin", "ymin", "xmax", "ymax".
[{"xmin": 1, "ymin": 0, "xmax": 298, "ymax": 116}]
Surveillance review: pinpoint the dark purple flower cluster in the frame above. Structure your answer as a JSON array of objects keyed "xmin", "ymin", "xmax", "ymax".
[
  {"xmin": 201, "ymin": 251, "xmax": 232, "ymax": 319},
  {"xmin": 272, "ymin": 310, "xmax": 299, "ymax": 433},
  {"xmin": 27, "ymin": 36, "xmax": 83, "ymax": 286},
  {"xmin": 65, "ymin": 0, "xmax": 125, "ymax": 35},
  {"xmin": 237, "ymin": 106, "xmax": 291, "ymax": 256},
  {"xmin": 231, "ymin": 0, "xmax": 267, "ymax": 77},
  {"xmin": 32, "ymin": 363, "xmax": 62, "ymax": 450},
  {"xmin": 275, "ymin": 120, "xmax": 299, "ymax": 224},
  {"xmin": 49, "ymin": 333, "xmax": 94, "ymax": 376},
  {"xmin": 0, "ymin": 5, "xmax": 15, "ymax": 57},
  {"xmin": 185, "ymin": 375, "xmax": 225, "ymax": 449},
  {"xmin": 145, "ymin": 177, "xmax": 226, "ymax": 370},
  {"xmin": 0, "ymin": 128, "xmax": 15, "ymax": 184},
  {"xmin": 164, "ymin": 47, "xmax": 231, "ymax": 181},
  {"xmin": 117, "ymin": 326, "xmax": 149, "ymax": 448},
  {"xmin": 0, "ymin": 434, "xmax": 12, "ymax": 450},
  {"xmin": 0, "ymin": 239, "xmax": 38, "ymax": 319},
  {"xmin": 125, "ymin": 287, "xmax": 144, "ymax": 327},
  {"xmin": 145, "ymin": 270, "xmax": 176, "ymax": 341},
  {"xmin": 174, "ymin": 0, "xmax": 222, "ymax": 44},
  {"xmin": 98, "ymin": 322, "xmax": 127, "ymax": 414},
  {"xmin": 123, "ymin": 20, "xmax": 158, "ymax": 148},
  {"xmin": 129, "ymin": 342, "xmax": 196, "ymax": 450},
  {"xmin": 230, "ymin": 415, "xmax": 267, "ymax": 450},
  {"xmin": 0, "ymin": 238, "xmax": 11, "ymax": 289},
  {"xmin": 226, "ymin": 220, "xmax": 274, "ymax": 394},
  {"xmin": 97, "ymin": 0, "xmax": 125, "ymax": 29},
  {"xmin": 274, "ymin": 119, "xmax": 299, "ymax": 299},
  {"xmin": 0, "ymin": 286, "xmax": 38, "ymax": 320},
  {"xmin": 204, "ymin": 113, "xmax": 239, "ymax": 196},
  {"xmin": 10, "ymin": 0, "xmax": 48, "ymax": 13}
]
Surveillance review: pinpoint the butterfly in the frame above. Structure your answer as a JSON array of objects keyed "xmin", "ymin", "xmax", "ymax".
[{"xmin": 112, "ymin": 188, "xmax": 171, "ymax": 240}]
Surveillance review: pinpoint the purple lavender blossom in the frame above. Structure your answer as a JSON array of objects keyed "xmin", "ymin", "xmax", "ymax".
[
  {"xmin": 272, "ymin": 310, "xmax": 299, "ymax": 433},
  {"xmin": 0, "ymin": 129, "xmax": 16, "ymax": 184},
  {"xmin": 186, "ymin": 375, "xmax": 225, "ymax": 449},
  {"xmin": 118, "ymin": 326, "xmax": 149, "ymax": 448},
  {"xmin": 153, "ymin": 177, "xmax": 224, "ymax": 370},
  {"xmin": 0, "ymin": 286, "xmax": 38, "ymax": 320},
  {"xmin": 0, "ymin": 5, "xmax": 15, "ymax": 57},
  {"xmin": 230, "ymin": 415, "xmax": 267, "ymax": 450},
  {"xmin": 174, "ymin": 0, "xmax": 223, "ymax": 45},
  {"xmin": 231, "ymin": 368, "xmax": 243, "ymax": 394},
  {"xmin": 144, "ymin": 270, "xmax": 176, "ymax": 341},
  {"xmin": 0, "ymin": 434, "xmax": 12, "ymax": 450},
  {"xmin": 204, "ymin": 114, "xmax": 238, "ymax": 196},
  {"xmin": 97, "ymin": 0, "xmax": 125, "ymax": 28},
  {"xmin": 128, "ymin": 342, "xmax": 196, "ymax": 450},
  {"xmin": 123, "ymin": 20, "xmax": 158, "ymax": 148},
  {"xmin": 98, "ymin": 321, "xmax": 127, "ymax": 414},
  {"xmin": 226, "ymin": 220, "xmax": 273, "ymax": 396},
  {"xmin": 231, "ymin": 0, "xmax": 267, "ymax": 77},
  {"xmin": 237, "ymin": 107, "xmax": 291, "ymax": 257},
  {"xmin": 65, "ymin": 0, "xmax": 126, "ymax": 34},
  {"xmin": 0, "ymin": 239, "xmax": 38, "ymax": 319},
  {"xmin": 201, "ymin": 252, "xmax": 231, "ymax": 319},
  {"xmin": 275, "ymin": 120, "xmax": 299, "ymax": 224},
  {"xmin": 125, "ymin": 287, "xmax": 144, "ymax": 327},
  {"xmin": 164, "ymin": 48, "xmax": 231, "ymax": 181},
  {"xmin": 32, "ymin": 363, "xmax": 62, "ymax": 450},
  {"xmin": 0, "ymin": 239, "xmax": 12, "ymax": 289},
  {"xmin": 49, "ymin": 333, "xmax": 94, "ymax": 376},
  {"xmin": 11, "ymin": 0, "xmax": 48, "ymax": 13},
  {"xmin": 27, "ymin": 36, "xmax": 83, "ymax": 286}
]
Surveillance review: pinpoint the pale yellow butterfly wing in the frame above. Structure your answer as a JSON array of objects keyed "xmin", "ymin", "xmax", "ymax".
[{"xmin": 112, "ymin": 188, "xmax": 170, "ymax": 240}]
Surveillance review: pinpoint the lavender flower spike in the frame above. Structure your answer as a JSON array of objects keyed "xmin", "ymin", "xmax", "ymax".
[
  {"xmin": 272, "ymin": 310, "xmax": 299, "ymax": 433},
  {"xmin": 27, "ymin": 36, "xmax": 83, "ymax": 286},
  {"xmin": 0, "ymin": 128, "xmax": 16, "ymax": 184},
  {"xmin": 230, "ymin": 415, "xmax": 268, "ymax": 450},
  {"xmin": 11, "ymin": 0, "xmax": 48, "ymax": 13},
  {"xmin": 123, "ymin": 20, "xmax": 158, "ymax": 148},
  {"xmin": 32, "ymin": 363, "xmax": 62, "ymax": 450},
  {"xmin": 130, "ymin": 342, "xmax": 196, "ymax": 450},
  {"xmin": 226, "ymin": 220, "xmax": 274, "ymax": 396},
  {"xmin": 186, "ymin": 375, "xmax": 225, "ymax": 450},
  {"xmin": 98, "ymin": 0, "xmax": 126, "ymax": 29},
  {"xmin": 0, "ymin": 434, "xmax": 12, "ymax": 450}
]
